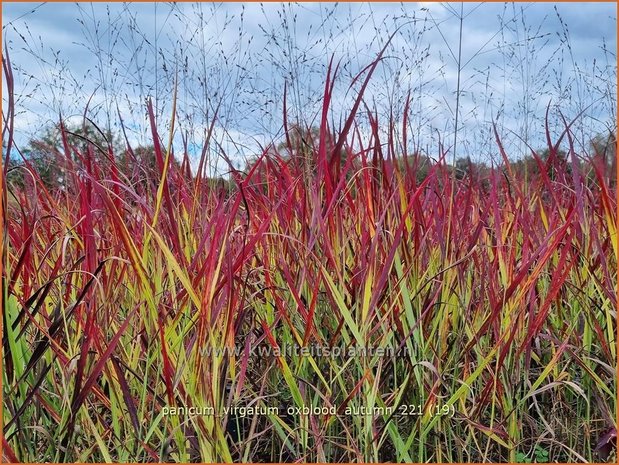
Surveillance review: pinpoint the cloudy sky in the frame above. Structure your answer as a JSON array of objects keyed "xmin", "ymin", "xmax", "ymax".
[{"xmin": 2, "ymin": 2, "xmax": 617, "ymax": 172}]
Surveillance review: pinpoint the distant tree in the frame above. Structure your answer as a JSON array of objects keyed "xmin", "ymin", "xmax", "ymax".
[
  {"xmin": 394, "ymin": 153, "xmax": 434, "ymax": 184},
  {"xmin": 452, "ymin": 156, "xmax": 490, "ymax": 183},
  {"xmin": 591, "ymin": 132, "xmax": 617, "ymax": 160},
  {"xmin": 277, "ymin": 124, "xmax": 346, "ymax": 183},
  {"xmin": 118, "ymin": 144, "xmax": 197, "ymax": 194},
  {"xmin": 453, "ymin": 156, "xmax": 473, "ymax": 180},
  {"xmin": 509, "ymin": 146, "xmax": 568, "ymax": 182},
  {"xmin": 589, "ymin": 131, "xmax": 616, "ymax": 187},
  {"xmin": 277, "ymin": 124, "xmax": 320, "ymax": 164},
  {"xmin": 278, "ymin": 124, "xmax": 351, "ymax": 180},
  {"xmin": 6, "ymin": 120, "xmax": 122, "ymax": 190}
]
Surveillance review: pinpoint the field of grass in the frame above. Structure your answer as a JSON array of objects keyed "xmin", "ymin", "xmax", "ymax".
[{"xmin": 2, "ymin": 51, "xmax": 617, "ymax": 462}]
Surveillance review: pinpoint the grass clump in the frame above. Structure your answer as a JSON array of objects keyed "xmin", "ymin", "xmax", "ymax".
[{"xmin": 2, "ymin": 52, "xmax": 617, "ymax": 463}]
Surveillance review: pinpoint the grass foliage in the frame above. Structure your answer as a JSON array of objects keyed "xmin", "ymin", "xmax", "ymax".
[{"xmin": 2, "ymin": 48, "xmax": 617, "ymax": 463}]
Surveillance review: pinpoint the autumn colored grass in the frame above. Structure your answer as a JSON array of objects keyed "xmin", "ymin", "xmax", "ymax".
[{"xmin": 2, "ymin": 50, "xmax": 617, "ymax": 463}]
